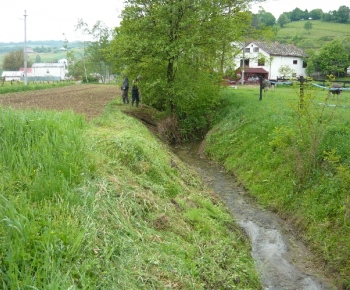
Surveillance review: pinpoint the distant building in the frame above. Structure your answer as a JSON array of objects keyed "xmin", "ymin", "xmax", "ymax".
[
  {"xmin": 31, "ymin": 63, "xmax": 66, "ymax": 80},
  {"xmin": 1, "ymin": 71, "xmax": 22, "ymax": 81},
  {"xmin": 2, "ymin": 63, "xmax": 66, "ymax": 82}
]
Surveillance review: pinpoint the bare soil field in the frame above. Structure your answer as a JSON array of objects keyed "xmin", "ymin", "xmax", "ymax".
[{"xmin": 0, "ymin": 84, "xmax": 119, "ymax": 121}]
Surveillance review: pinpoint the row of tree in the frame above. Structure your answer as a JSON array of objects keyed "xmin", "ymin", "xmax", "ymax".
[
  {"xmin": 278, "ymin": 5, "xmax": 350, "ymax": 28},
  {"xmin": 249, "ymin": 5, "xmax": 350, "ymax": 29}
]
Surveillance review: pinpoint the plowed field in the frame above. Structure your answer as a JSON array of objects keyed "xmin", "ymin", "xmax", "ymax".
[{"xmin": 0, "ymin": 84, "xmax": 119, "ymax": 121}]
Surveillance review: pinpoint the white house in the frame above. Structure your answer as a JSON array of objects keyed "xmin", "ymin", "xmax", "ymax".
[{"xmin": 234, "ymin": 41, "xmax": 307, "ymax": 80}]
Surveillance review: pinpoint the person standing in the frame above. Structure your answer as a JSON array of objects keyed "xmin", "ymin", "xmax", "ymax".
[
  {"xmin": 131, "ymin": 75, "xmax": 141, "ymax": 107},
  {"xmin": 121, "ymin": 75, "xmax": 129, "ymax": 104}
]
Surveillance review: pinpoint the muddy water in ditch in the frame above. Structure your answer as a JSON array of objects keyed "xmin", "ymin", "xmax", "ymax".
[{"xmin": 172, "ymin": 143, "xmax": 335, "ymax": 290}]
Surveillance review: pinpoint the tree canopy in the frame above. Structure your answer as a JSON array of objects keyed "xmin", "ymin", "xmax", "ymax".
[
  {"xmin": 111, "ymin": 0, "xmax": 258, "ymax": 139},
  {"xmin": 2, "ymin": 50, "xmax": 32, "ymax": 71},
  {"xmin": 306, "ymin": 40, "xmax": 350, "ymax": 76}
]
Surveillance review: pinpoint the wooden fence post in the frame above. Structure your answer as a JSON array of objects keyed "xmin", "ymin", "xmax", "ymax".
[{"xmin": 299, "ymin": 76, "xmax": 304, "ymax": 109}]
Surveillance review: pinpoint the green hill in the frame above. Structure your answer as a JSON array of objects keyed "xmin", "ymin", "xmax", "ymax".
[{"xmin": 275, "ymin": 20, "xmax": 350, "ymax": 51}]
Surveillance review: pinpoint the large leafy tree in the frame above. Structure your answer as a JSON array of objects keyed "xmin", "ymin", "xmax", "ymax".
[
  {"xmin": 277, "ymin": 13, "xmax": 290, "ymax": 28},
  {"xmin": 252, "ymin": 8, "xmax": 276, "ymax": 28},
  {"xmin": 112, "ymin": 0, "xmax": 256, "ymax": 138},
  {"xmin": 2, "ymin": 50, "xmax": 32, "ymax": 71},
  {"xmin": 336, "ymin": 5, "xmax": 350, "ymax": 23},
  {"xmin": 309, "ymin": 9, "xmax": 323, "ymax": 20},
  {"xmin": 307, "ymin": 40, "xmax": 350, "ymax": 76},
  {"xmin": 290, "ymin": 8, "xmax": 308, "ymax": 21},
  {"xmin": 75, "ymin": 19, "xmax": 114, "ymax": 83}
]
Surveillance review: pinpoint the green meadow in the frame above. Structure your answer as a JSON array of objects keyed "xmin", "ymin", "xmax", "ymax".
[
  {"xmin": 276, "ymin": 20, "xmax": 350, "ymax": 50},
  {"xmin": 0, "ymin": 100, "xmax": 260, "ymax": 289},
  {"xmin": 206, "ymin": 83, "xmax": 350, "ymax": 288}
]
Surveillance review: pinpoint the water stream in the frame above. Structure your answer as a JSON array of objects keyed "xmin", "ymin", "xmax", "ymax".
[{"xmin": 172, "ymin": 143, "xmax": 334, "ymax": 290}]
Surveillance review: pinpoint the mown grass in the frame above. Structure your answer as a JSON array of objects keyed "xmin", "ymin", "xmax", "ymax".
[
  {"xmin": 0, "ymin": 101, "xmax": 260, "ymax": 289},
  {"xmin": 0, "ymin": 81, "xmax": 74, "ymax": 94},
  {"xmin": 205, "ymin": 83, "xmax": 350, "ymax": 288}
]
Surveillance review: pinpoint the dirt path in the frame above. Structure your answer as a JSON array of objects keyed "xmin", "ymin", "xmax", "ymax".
[{"xmin": 0, "ymin": 84, "xmax": 119, "ymax": 121}]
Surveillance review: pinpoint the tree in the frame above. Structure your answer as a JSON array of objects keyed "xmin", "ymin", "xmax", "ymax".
[
  {"xmin": 278, "ymin": 65, "xmax": 295, "ymax": 78},
  {"xmin": 2, "ymin": 50, "xmax": 32, "ymax": 71},
  {"xmin": 35, "ymin": 55, "xmax": 41, "ymax": 63},
  {"xmin": 112, "ymin": 0, "xmax": 255, "ymax": 139},
  {"xmin": 75, "ymin": 19, "xmax": 114, "ymax": 83},
  {"xmin": 309, "ymin": 9, "xmax": 323, "ymax": 20},
  {"xmin": 317, "ymin": 40, "xmax": 350, "ymax": 76},
  {"xmin": 252, "ymin": 8, "xmax": 276, "ymax": 28},
  {"xmin": 277, "ymin": 13, "xmax": 290, "ymax": 28},
  {"xmin": 336, "ymin": 5, "xmax": 350, "ymax": 23},
  {"xmin": 303, "ymin": 21, "xmax": 313, "ymax": 33},
  {"xmin": 290, "ymin": 8, "xmax": 307, "ymax": 21}
]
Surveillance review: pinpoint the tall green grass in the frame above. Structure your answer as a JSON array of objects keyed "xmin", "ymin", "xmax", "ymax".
[
  {"xmin": 206, "ymin": 84, "xmax": 350, "ymax": 288},
  {"xmin": 0, "ymin": 103, "xmax": 260, "ymax": 289}
]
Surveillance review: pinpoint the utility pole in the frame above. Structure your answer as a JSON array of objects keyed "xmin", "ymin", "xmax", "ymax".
[
  {"xmin": 241, "ymin": 40, "xmax": 245, "ymax": 85},
  {"xmin": 24, "ymin": 10, "xmax": 28, "ymax": 85}
]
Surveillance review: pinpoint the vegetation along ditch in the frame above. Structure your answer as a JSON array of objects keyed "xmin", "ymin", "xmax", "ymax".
[
  {"xmin": 1, "ymin": 82, "xmax": 350, "ymax": 288},
  {"xmin": 172, "ymin": 142, "xmax": 334, "ymax": 289}
]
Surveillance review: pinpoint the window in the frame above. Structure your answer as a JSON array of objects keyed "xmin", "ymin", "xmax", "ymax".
[
  {"xmin": 293, "ymin": 60, "xmax": 298, "ymax": 65},
  {"xmin": 253, "ymin": 47, "xmax": 259, "ymax": 52},
  {"xmin": 258, "ymin": 58, "xmax": 265, "ymax": 66},
  {"xmin": 245, "ymin": 48, "xmax": 250, "ymax": 53},
  {"xmin": 302, "ymin": 61, "xmax": 307, "ymax": 68}
]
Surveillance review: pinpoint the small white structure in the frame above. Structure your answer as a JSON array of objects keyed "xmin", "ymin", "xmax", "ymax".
[
  {"xmin": 32, "ymin": 63, "xmax": 66, "ymax": 80},
  {"xmin": 1, "ymin": 71, "xmax": 22, "ymax": 81},
  {"xmin": 235, "ymin": 41, "xmax": 307, "ymax": 80}
]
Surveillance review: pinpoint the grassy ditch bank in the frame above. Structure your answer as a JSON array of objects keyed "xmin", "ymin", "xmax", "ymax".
[
  {"xmin": 0, "ymin": 102, "xmax": 260, "ymax": 289},
  {"xmin": 205, "ymin": 84, "xmax": 350, "ymax": 288}
]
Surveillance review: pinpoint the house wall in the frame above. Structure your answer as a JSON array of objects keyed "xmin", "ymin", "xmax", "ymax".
[
  {"xmin": 32, "ymin": 63, "xmax": 66, "ymax": 80},
  {"xmin": 235, "ymin": 42, "xmax": 307, "ymax": 79}
]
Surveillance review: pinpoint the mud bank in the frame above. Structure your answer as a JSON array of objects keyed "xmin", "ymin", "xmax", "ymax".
[{"xmin": 172, "ymin": 143, "xmax": 335, "ymax": 290}]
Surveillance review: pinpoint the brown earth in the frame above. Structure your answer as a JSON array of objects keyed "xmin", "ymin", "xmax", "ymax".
[
  {"xmin": 0, "ymin": 84, "xmax": 157, "ymax": 128},
  {"xmin": 0, "ymin": 84, "xmax": 120, "ymax": 121}
]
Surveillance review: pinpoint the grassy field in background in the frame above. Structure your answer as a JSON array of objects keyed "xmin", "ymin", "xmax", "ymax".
[
  {"xmin": 0, "ymin": 47, "xmax": 84, "ymax": 67},
  {"xmin": 276, "ymin": 20, "xmax": 350, "ymax": 50},
  {"xmin": 0, "ymin": 100, "xmax": 260, "ymax": 289},
  {"xmin": 205, "ymin": 83, "xmax": 350, "ymax": 288}
]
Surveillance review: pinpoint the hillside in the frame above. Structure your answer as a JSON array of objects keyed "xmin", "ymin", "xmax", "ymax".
[{"xmin": 275, "ymin": 20, "xmax": 350, "ymax": 51}]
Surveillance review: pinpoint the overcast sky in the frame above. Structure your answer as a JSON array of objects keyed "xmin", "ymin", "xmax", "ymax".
[
  {"xmin": 0, "ymin": 0, "xmax": 125, "ymax": 43},
  {"xmin": 0, "ymin": 0, "xmax": 348, "ymax": 43}
]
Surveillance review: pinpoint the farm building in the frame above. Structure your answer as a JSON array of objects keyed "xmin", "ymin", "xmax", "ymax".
[
  {"xmin": 1, "ymin": 71, "xmax": 22, "ymax": 81},
  {"xmin": 30, "ymin": 63, "xmax": 66, "ymax": 81},
  {"xmin": 234, "ymin": 41, "xmax": 307, "ymax": 80},
  {"xmin": 2, "ymin": 63, "xmax": 67, "ymax": 82}
]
